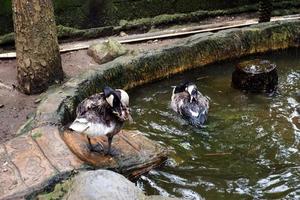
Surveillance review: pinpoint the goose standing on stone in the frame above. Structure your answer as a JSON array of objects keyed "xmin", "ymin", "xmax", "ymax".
[
  {"xmin": 69, "ymin": 86, "xmax": 132, "ymax": 155},
  {"xmin": 171, "ymin": 82, "xmax": 209, "ymax": 127}
]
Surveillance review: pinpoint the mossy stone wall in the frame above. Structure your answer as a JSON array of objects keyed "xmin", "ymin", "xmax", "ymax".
[{"xmin": 0, "ymin": 0, "xmax": 288, "ymax": 35}]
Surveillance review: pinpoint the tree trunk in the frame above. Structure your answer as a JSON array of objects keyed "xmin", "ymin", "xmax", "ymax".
[
  {"xmin": 258, "ymin": 0, "xmax": 273, "ymax": 23},
  {"xmin": 12, "ymin": 0, "xmax": 63, "ymax": 94}
]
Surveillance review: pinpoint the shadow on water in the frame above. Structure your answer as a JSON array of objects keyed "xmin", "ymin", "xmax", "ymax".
[{"xmin": 126, "ymin": 48, "xmax": 300, "ymax": 199}]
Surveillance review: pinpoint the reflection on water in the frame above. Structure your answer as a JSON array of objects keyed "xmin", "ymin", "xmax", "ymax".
[{"xmin": 126, "ymin": 48, "xmax": 300, "ymax": 199}]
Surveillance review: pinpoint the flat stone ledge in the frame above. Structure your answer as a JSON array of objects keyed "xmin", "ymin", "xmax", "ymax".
[
  {"xmin": 63, "ymin": 129, "xmax": 168, "ymax": 180},
  {"xmin": 31, "ymin": 126, "xmax": 84, "ymax": 173}
]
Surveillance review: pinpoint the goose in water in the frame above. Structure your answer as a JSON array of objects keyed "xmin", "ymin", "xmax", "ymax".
[
  {"xmin": 171, "ymin": 82, "xmax": 209, "ymax": 127},
  {"xmin": 69, "ymin": 86, "xmax": 132, "ymax": 155}
]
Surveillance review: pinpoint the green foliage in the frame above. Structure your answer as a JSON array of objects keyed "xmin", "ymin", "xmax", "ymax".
[
  {"xmin": 0, "ymin": 0, "xmax": 299, "ymax": 47},
  {"xmin": 1, "ymin": 0, "xmax": 300, "ymax": 36},
  {"xmin": 0, "ymin": 0, "xmax": 11, "ymax": 15}
]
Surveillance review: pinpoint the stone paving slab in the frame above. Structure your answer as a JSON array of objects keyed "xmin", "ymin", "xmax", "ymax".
[
  {"xmin": 32, "ymin": 126, "xmax": 83, "ymax": 173},
  {"xmin": 3, "ymin": 135, "xmax": 57, "ymax": 199},
  {"xmin": 0, "ymin": 144, "xmax": 27, "ymax": 200},
  {"xmin": 63, "ymin": 129, "xmax": 168, "ymax": 179}
]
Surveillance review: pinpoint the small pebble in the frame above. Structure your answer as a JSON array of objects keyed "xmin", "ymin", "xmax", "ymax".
[
  {"xmin": 120, "ymin": 31, "xmax": 128, "ymax": 37},
  {"xmin": 0, "ymin": 104, "xmax": 4, "ymax": 108},
  {"xmin": 34, "ymin": 98, "xmax": 41, "ymax": 104}
]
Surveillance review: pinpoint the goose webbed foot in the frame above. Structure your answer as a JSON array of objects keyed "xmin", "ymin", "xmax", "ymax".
[
  {"xmin": 105, "ymin": 148, "xmax": 118, "ymax": 156},
  {"xmin": 89, "ymin": 142, "xmax": 105, "ymax": 153},
  {"xmin": 87, "ymin": 136, "xmax": 104, "ymax": 153},
  {"xmin": 105, "ymin": 135, "xmax": 118, "ymax": 156}
]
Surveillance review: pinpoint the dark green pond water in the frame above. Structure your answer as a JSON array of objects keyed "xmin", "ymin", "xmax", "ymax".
[{"xmin": 127, "ymin": 48, "xmax": 300, "ymax": 200}]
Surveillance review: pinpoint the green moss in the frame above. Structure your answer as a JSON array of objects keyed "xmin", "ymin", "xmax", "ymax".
[
  {"xmin": 16, "ymin": 115, "xmax": 36, "ymax": 135},
  {"xmin": 35, "ymin": 178, "xmax": 74, "ymax": 200},
  {"xmin": 56, "ymin": 25, "xmax": 84, "ymax": 39},
  {"xmin": 0, "ymin": 33, "xmax": 14, "ymax": 46},
  {"xmin": 31, "ymin": 132, "xmax": 42, "ymax": 140},
  {"xmin": 1, "ymin": 0, "xmax": 300, "ymax": 36}
]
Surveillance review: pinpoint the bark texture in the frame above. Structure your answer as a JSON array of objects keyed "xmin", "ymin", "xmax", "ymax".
[{"xmin": 12, "ymin": 0, "xmax": 63, "ymax": 94}]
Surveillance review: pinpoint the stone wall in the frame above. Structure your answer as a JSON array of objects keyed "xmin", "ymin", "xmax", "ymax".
[{"xmin": 0, "ymin": 0, "xmax": 292, "ymax": 35}]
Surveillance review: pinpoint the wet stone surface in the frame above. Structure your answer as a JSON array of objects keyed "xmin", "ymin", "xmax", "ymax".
[
  {"xmin": 31, "ymin": 126, "xmax": 83, "ymax": 173},
  {"xmin": 63, "ymin": 129, "xmax": 168, "ymax": 180}
]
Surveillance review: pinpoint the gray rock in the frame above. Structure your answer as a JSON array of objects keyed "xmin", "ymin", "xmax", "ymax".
[
  {"xmin": 87, "ymin": 38, "xmax": 128, "ymax": 64},
  {"xmin": 64, "ymin": 170, "xmax": 142, "ymax": 200},
  {"xmin": 64, "ymin": 170, "xmax": 180, "ymax": 200}
]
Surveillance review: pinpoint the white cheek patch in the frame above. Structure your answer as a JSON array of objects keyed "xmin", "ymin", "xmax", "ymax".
[
  {"xmin": 187, "ymin": 85, "xmax": 195, "ymax": 95},
  {"xmin": 106, "ymin": 94, "xmax": 114, "ymax": 107},
  {"xmin": 118, "ymin": 89, "xmax": 129, "ymax": 106}
]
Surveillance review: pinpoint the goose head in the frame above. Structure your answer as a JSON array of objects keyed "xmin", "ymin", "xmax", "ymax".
[
  {"xmin": 104, "ymin": 86, "xmax": 132, "ymax": 122},
  {"xmin": 172, "ymin": 82, "xmax": 198, "ymax": 102},
  {"xmin": 172, "ymin": 82, "xmax": 187, "ymax": 95},
  {"xmin": 185, "ymin": 83, "xmax": 198, "ymax": 102}
]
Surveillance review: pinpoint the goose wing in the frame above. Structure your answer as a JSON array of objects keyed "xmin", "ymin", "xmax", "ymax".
[
  {"xmin": 196, "ymin": 91, "xmax": 209, "ymax": 108},
  {"xmin": 70, "ymin": 93, "xmax": 113, "ymax": 135},
  {"xmin": 76, "ymin": 93, "xmax": 107, "ymax": 117},
  {"xmin": 181, "ymin": 101, "xmax": 208, "ymax": 127},
  {"xmin": 171, "ymin": 92, "xmax": 190, "ymax": 113}
]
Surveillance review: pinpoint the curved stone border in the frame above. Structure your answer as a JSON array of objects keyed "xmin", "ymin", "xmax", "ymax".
[
  {"xmin": 30, "ymin": 19, "xmax": 300, "ymax": 130},
  {"xmin": 1, "ymin": 20, "xmax": 299, "ymax": 200}
]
